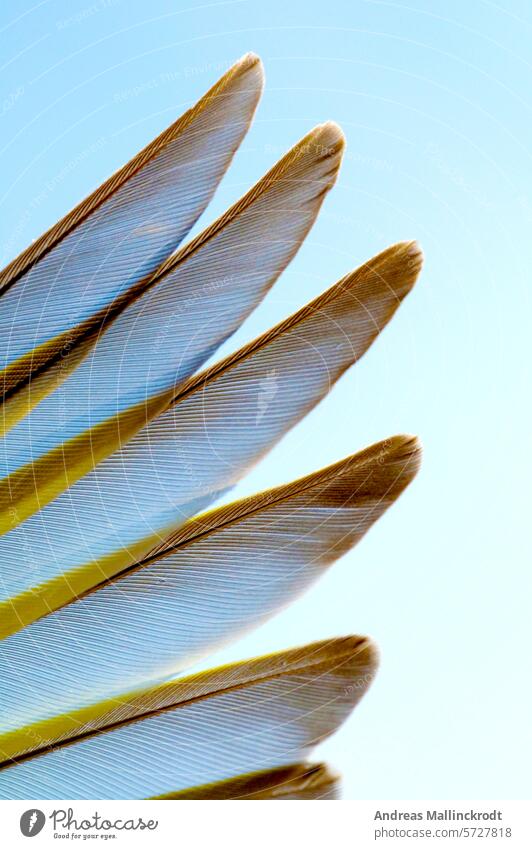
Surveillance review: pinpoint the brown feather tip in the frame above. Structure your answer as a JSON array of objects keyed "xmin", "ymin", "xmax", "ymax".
[
  {"xmin": 232, "ymin": 51, "xmax": 265, "ymax": 83},
  {"xmin": 312, "ymin": 120, "xmax": 346, "ymax": 156}
]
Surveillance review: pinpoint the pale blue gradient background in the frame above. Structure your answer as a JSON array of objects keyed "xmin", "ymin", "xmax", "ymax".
[{"xmin": 1, "ymin": 0, "xmax": 530, "ymax": 799}]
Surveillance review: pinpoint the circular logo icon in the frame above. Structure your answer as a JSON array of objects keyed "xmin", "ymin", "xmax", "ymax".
[{"xmin": 20, "ymin": 810, "xmax": 46, "ymax": 837}]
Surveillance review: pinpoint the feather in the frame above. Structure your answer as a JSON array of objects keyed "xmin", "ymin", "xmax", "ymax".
[
  {"xmin": 0, "ymin": 435, "xmax": 420, "ymax": 754},
  {"xmin": 0, "ymin": 121, "xmax": 345, "ymax": 533},
  {"xmin": 153, "ymin": 763, "xmax": 340, "ymax": 799},
  {"xmin": 0, "ymin": 54, "xmax": 264, "ymax": 429},
  {"xmin": 0, "ymin": 636, "xmax": 376, "ymax": 800},
  {"xmin": 0, "ymin": 241, "xmax": 422, "ymax": 637}
]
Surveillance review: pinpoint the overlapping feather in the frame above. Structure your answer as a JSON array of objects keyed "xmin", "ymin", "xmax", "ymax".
[
  {"xmin": 0, "ymin": 434, "xmax": 419, "ymax": 757},
  {"xmin": 0, "ymin": 240, "xmax": 420, "ymax": 636},
  {"xmin": 0, "ymin": 55, "xmax": 422, "ymax": 800},
  {"xmin": 0, "ymin": 638, "xmax": 376, "ymax": 799},
  {"xmin": 0, "ymin": 53, "xmax": 263, "ymax": 425},
  {"xmin": 154, "ymin": 763, "xmax": 341, "ymax": 801},
  {"xmin": 0, "ymin": 120, "xmax": 344, "ymax": 532}
]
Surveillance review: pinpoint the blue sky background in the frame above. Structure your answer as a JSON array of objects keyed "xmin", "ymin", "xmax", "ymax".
[{"xmin": 1, "ymin": 0, "xmax": 530, "ymax": 799}]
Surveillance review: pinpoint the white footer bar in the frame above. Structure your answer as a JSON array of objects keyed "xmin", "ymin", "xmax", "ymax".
[{"xmin": 1, "ymin": 800, "xmax": 531, "ymax": 848}]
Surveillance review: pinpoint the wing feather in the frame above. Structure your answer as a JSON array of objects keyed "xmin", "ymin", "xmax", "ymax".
[
  {"xmin": 0, "ymin": 54, "xmax": 264, "ymax": 424},
  {"xmin": 0, "ymin": 121, "xmax": 345, "ymax": 531},
  {"xmin": 0, "ymin": 242, "xmax": 422, "ymax": 636},
  {"xmin": 152, "ymin": 763, "xmax": 340, "ymax": 799},
  {"xmin": 0, "ymin": 637, "xmax": 376, "ymax": 800},
  {"xmin": 0, "ymin": 435, "xmax": 419, "ymax": 750}
]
